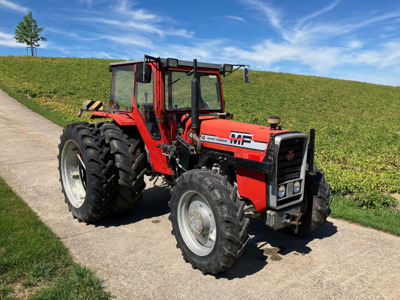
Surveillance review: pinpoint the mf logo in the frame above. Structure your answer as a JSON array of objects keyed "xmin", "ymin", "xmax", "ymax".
[
  {"xmin": 229, "ymin": 132, "xmax": 253, "ymax": 146},
  {"xmin": 286, "ymin": 150, "xmax": 295, "ymax": 161}
]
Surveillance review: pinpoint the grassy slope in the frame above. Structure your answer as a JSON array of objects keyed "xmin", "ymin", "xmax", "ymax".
[
  {"xmin": 0, "ymin": 56, "xmax": 116, "ymax": 127},
  {"xmin": 0, "ymin": 56, "xmax": 399, "ymax": 234},
  {"xmin": 223, "ymin": 70, "xmax": 400, "ymax": 196},
  {"xmin": 0, "ymin": 177, "xmax": 111, "ymax": 299}
]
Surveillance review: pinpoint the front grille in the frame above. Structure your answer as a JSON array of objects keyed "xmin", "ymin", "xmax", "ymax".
[
  {"xmin": 266, "ymin": 133, "xmax": 308, "ymax": 210},
  {"xmin": 277, "ymin": 137, "xmax": 305, "ymax": 184}
]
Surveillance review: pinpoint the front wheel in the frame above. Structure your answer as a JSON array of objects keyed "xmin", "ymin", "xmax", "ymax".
[
  {"xmin": 169, "ymin": 170, "xmax": 249, "ymax": 274},
  {"xmin": 285, "ymin": 163, "xmax": 332, "ymax": 236}
]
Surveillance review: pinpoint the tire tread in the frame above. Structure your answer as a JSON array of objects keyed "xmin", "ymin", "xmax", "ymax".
[{"xmin": 169, "ymin": 169, "xmax": 249, "ymax": 274}]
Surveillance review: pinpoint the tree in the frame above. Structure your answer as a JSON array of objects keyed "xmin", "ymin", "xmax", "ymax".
[{"xmin": 14, "ymin": 11, "xmax": 47, "ymax": 56}]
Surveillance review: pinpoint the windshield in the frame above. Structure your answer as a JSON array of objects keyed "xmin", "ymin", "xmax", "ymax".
[{"xmin": 164, "ymin": 70, "xmax": 222, "ymax": 111}]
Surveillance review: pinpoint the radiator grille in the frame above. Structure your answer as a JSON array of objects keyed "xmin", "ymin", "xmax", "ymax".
[
  {"xmin": 277, "ymin": 137, "xmax": 305, "ymax": 184},
  {"xmin": 266, "ymin": 133, "xmax": 308, "ymax": 210}
]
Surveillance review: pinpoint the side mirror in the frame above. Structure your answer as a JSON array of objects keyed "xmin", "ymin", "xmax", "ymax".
[
  {"xmin": 135, "ymin": 63, "xmax": 152, "ymax": 83},
  {"xmin": 222, "ymin": 64, "xmax": 250, "ymax": 83},
  {"xmin": 244, "ymin": 67, "xmax": 250, "ymax": 83}
]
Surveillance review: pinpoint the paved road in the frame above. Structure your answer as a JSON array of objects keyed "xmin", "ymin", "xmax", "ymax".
[{"xmin": 1, "ymin": 88, "xmax": 399, "ymax": 300}]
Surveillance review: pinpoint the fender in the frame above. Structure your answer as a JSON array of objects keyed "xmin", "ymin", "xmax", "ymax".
[{"xmin": 90, "ymin": 111, "xmax": 136, "ymax": 126}]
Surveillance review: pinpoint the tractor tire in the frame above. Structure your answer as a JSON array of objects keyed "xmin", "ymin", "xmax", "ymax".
[
  {"xmin": 169, "ymin": 170, "xmax": 249, "ymax": 275},
  {"xmin": 98, "ymin": 122, "xmax": 146, "ymax": 214},
  {"xmin": 58, "ymin": 122, "xmax": 115, "ymax": 223},
  {"xmin": 285, "ymin": 163, "xmax": 332, "ymax": 236}
]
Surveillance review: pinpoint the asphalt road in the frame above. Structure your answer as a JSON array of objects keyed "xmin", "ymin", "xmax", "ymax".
[{"xmin": 0, "ymin": 89, "xmax": 399, "ymax": 299}]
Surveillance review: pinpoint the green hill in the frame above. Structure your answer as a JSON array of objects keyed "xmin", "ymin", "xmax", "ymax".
[
  {"xmin": 0, "ymin": 55, "xmax": 399, "ymax": 213},
  {"xmin": 223, "ymin": 69, "xmax": 400, "ymax": 203}
]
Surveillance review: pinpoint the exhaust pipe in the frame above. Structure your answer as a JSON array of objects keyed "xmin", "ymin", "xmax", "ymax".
[{"xmin": 191, "ymin": 59, "xmax": 202, "ymax": 154}]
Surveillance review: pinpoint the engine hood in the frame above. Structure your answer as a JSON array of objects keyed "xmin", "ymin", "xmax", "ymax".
[{"xmin": 183, "ymin": 116, "xmax": 290, "ymax": 156}]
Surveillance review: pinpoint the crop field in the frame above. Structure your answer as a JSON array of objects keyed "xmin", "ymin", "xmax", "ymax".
[{"xmin": 0, "ymin": 56, "xmax": 399, "ymax": 233}]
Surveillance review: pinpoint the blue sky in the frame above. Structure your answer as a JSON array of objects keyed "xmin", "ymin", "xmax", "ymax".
[{"xmin": 0, "ymin": 0, "xmax": 400, "ymax": 86}]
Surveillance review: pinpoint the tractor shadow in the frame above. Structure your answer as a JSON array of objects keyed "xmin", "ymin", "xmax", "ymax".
[
  {"xmin": 96, "ymin": 183, "xmax": 338, "ymax": 280},
  {"xmin": 97, "ymin": 184, "xmax": 171, "ymax": 227},
  {"xmin": 218, "ymin": 218, "xmax": 338, "ymax": 280}
]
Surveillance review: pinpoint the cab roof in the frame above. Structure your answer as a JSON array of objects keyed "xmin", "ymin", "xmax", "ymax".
[{"xmin": 109, "ymin": 58, "xmax": 223, "ymax": 72}]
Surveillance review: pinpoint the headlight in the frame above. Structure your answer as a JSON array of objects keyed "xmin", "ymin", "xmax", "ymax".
[
  {"xmin": 278, "ymin": 185, "xmax": 286, "ymax": 198},
  {"xmin": 293, "ymin": 181, "xmax": 301, "ymax": 193}
]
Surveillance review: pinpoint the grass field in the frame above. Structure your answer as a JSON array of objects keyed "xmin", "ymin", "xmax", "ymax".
[
  {"xmin": 223, "ymin": 70, "xmax": 400, "ymax": 197},
  {"xmin": 0, "ymin": 56, "xmax": 399, "ymax": 235},
  {"xmin": 0, "ymin": 177, "xmax": 111, "ymax": 299}
]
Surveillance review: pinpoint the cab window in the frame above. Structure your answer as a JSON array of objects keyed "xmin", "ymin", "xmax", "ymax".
[
  {"xmin": 110, "ymin": 65, "xmax": 134, "ymax": 111},
  {"xmin": 164, "ymin": 70, "xmax": 222, "ymax": 111},
  {"xmin": 135, "ymin": 68, "xmax": 161, "ymax": 139}
]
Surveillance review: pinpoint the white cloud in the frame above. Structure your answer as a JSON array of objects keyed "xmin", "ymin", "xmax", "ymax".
[
  {"xmin": 101, "ymin": 34, "xmax": 152, "ymax": 48},
  {"xmin": 95, "ymin": 51, "xmax": 113, "ymax": 59},
  {"xmin": 346, "ymin": 40, "xmax": 363, "ymax": 50},
  {"xmin": 226, "ymin": 16, "xmax": 246, "ymax": 22},
  {"xmin": 222, "ymin": 36, "xmax": 400, "ymax": 85},
  {"xmin": 45, "ymin": 28, "xmax": 97, "ymax": 42},
  {"xmin": 149, "ymin": 39, "xmax": 228, "ymax": 64},
  {"xmin": 46, "ymin": 27, "xmax": 153, "ymax": 48},
  {"xmin": 348, "ymin": 11, "xmax": 400, "ymax": 31},
  {"xmin": 113, "ymin": 0, "xmax": 158, "ymax": 22},
  {"xmin": 297, "ymin": 0, "xmax": 339, "ymax": 27},
  {"xmin": 380, "ymin": 40, "xmax": 400, "ymax": 67},
  {"xmin": 223, "ymin": 41, "xmax": 343, "ymax": 73},
  {"xmin": 0, "ymin": 30, "xmax": 25, "ymax": 47},
  {"xmin": 243, "ymin": 0, "xmax": 282, "ymax": 30},
  {"xmin": 72, "ymin": 0, "xmax": 195, "ymax": 40},
  {"xmin": 79, "ymin": 0, "xmax": 107, "ymax": 8},
  {"xmin": 242, "ymin": 0, "xmax": 400, "ymax": 46},
  {"xmin": 163, "ymin": 45, "xmax": 212, "ymax": 61},
  {"xmin": 223, "ymin": 38, "xmax": 400, "ymax": 76},
  {"xmin": 231, "ymin": 0, "xmax": 400, "ymax": 85},
  {"xmin": 77, "ymin": 17, "xmax": 195, "ymax": 39},
  {"xmin": 0, "ymin": 0, "xmax": 28, "ymax": 13},
  {"xmin": 85, "ymin": 18, "xmax": 163, "ymax": 35}
]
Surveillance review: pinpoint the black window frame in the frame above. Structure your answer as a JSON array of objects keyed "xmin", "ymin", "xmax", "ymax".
[{"xmin": 164, "ymin": 70, "xmax": 223, "ymax": 112}]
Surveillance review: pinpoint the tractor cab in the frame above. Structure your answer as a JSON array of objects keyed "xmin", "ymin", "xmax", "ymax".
[
  {"xmin": 90, "ymin": 55, "xmax": 249, "ymax": 175},
  {"xmin": 105, "ymin": 55, "xmax": 245, "ymax": 124}
]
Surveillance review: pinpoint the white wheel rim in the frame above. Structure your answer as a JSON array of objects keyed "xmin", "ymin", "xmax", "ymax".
[
  {"xmin": 61, "ymin": 140, "xmax": 86, "ymax": 208},
  {"xmin": 177, "ymin": 191, "xmax": 216, "ymax": 256}
]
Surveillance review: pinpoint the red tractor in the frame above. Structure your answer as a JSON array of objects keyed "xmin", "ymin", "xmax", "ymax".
[{"xmin": 58, "ymin": 55, "xmax": 332, "ymax": 274}]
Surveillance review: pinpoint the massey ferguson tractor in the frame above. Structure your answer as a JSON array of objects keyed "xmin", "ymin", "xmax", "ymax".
[{"xmin": 58, "ymin": 55, "xmax": 332, "ymax": 274}]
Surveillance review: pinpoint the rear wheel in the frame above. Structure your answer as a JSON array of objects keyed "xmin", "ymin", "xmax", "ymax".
[
  {"xmin": 99, "ymin": 122, "xmax": 146, "ymax": 214},
  {"xmin": 169, "ymin": 170, "xmax": 249, "ymax": 274},
  {"xmin": 58, "ymin": 122, "xmax": 114, "ymax": 223}
]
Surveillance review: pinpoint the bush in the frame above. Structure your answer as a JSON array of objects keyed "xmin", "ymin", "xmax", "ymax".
[{"xmin": 354, "ymin": 191, "xmax": 397, "ymax": 209}]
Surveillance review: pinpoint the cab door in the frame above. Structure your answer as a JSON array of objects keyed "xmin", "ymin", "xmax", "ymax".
[{"xmin": 132, "ymin": 63, "xmax": 172, "ymax": 175}]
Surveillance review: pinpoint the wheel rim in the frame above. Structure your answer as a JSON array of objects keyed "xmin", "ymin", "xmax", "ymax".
[
  {"xmin": 177, "ymin": 191, "xmax": 216, "ymax": 256},
  {"xmin": 61, "ymin": 140, "xmax": 87, "ymax": 208}
]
